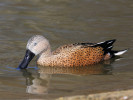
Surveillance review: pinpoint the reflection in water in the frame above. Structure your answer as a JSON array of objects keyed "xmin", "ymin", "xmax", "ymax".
[
  {"xmin": 38, "ymin": 63, "xmax": 112, "ymax": 75},
  {"xmin": 21, "ymin": 58, "xmax": 117, "ymax": 95},
  {"xmin": 21, "ymin": 69, "xmax": 51, "ymax": 94}
]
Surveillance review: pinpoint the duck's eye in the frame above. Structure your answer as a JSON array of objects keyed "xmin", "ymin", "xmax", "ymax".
[{"xmin": 34, "ymin": 43, "xmax": 37, "ymax": 46}]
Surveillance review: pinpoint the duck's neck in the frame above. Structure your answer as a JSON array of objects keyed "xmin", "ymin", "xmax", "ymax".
[{"xmin": 39, "ymin": 46, "xmax": 52, "ymax": 58}]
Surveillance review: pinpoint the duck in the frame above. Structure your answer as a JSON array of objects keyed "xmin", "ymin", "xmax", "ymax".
[{"xmin": 18, "ymin": 35, "xmax": 127, "ymax": 69}]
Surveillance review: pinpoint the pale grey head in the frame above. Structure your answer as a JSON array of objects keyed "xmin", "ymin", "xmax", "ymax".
[
  {"xmin": 27, "ymin": 35, "xmax": 50, "ymax": 55},
  {"xmin": 18, "ymin": 35, "xmax": 51, "ymax": 69}
]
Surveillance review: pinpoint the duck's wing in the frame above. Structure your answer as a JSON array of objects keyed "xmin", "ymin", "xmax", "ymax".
[
  {"xmin": 52, "ymin": 42, "xmax": 96, "ymax": 55},
  {"xmin": 52, "ymin": 39, "xmax": 116, "ymax": 55}
]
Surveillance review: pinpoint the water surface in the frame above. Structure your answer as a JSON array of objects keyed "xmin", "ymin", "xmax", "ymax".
[{"xmin": 0, "ymin": 0, "xmax": 133, "ymax": 99}]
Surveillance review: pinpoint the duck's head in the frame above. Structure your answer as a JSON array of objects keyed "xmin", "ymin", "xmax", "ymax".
[{"xmin": 18, "ymin": 35, "xmax": 50, "ymax": 69}]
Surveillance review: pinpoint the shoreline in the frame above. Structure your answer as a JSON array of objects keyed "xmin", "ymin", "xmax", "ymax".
[{"xmin": 56, "ymin": 89, "xmax": 133, "ymax": 100}]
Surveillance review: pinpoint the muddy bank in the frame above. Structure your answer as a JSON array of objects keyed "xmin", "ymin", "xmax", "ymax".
[{"xmin": 56, "ymin": 89, "xmax": 133, "ymax": 100}]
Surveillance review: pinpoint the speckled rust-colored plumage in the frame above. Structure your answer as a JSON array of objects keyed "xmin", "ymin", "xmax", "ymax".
[{"xmin": 37, "ymin": 43, "xmax": 107, "ymax": 67}]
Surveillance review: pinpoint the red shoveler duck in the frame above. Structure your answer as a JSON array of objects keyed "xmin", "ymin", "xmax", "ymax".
[{"xmin": 18, "ymin": 35, "xmax": 127, "ymax": 69}]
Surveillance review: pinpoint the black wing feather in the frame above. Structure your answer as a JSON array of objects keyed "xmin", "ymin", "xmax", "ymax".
[{"xmin": 95, "ymin": 39, "xmax": 116, "ymax": 50}]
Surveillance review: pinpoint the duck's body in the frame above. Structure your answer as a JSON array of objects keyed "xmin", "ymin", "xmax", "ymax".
[
  {"xmin": 18, "ymin": 35, "xmax": 127, "ymax": 69},
  {"xmin": 38, "ymin": 44, "xmax": 105, "ymax": 67}
]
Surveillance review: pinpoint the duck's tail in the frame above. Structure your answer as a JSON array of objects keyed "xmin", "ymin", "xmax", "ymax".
[
  {"xmin": 112, "ymin": 49, "xmax": 128, "ymax": 56},
  {"xmin": 95, "ymin": 39, "xmax": 127, "ymax": 59}
]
